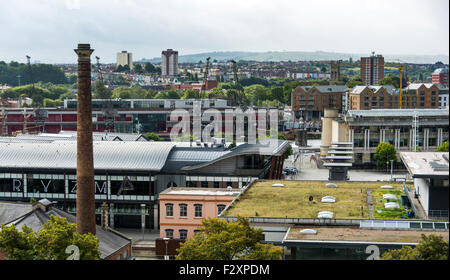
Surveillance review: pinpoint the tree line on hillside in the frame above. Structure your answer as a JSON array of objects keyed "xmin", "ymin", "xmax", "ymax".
[{"xmin": 0, "ymin": 61, "xmax": 68, "ymax": 86}]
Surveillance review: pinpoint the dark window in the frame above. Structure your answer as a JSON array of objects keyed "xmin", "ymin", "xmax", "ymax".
[
  {"xmin": 165, "ymin": 203, "xmax": 173, "ymax": 217},
  {"xmin": 179, "ymin": 204, "xmax": 187, "ymax": 217},
  {"xmin": 194, "ymin": 204, "xmax": 202, "ymax": 217},
  {"xmin": 201, "ymin": 181, "xmax": 209, "ymax": 188},
  {"xmin": 217, "ymin": 204, "xmax": 226, "ymax": 215},
  {"xmin": 214, "ymin": 182, "xmax": 220, "ymax": 188},
  {"xmin": 165, "ymin": 229, "xmax": 174, "ymax": 239},
  {"xmin": 179, "ymin": 230, "xmax": 188, "ymax": 240}
]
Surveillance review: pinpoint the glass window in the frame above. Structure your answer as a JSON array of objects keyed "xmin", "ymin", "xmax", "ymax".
[
  {"xmin": 194, "ymin": 204, "xmax": 202, "ymax": 217},
  {"xmin": 179, "ymin": 230, "xmax": 188, "ymax": 240},
  {"xmin": 179, "ymin": 204, "xmax": 187, "ymax": 217},
  {"xmin": 217, "ymin": 204, "xmax": 226, "ymax": 215},
  {"xmin": 165, "ymin": 203, "xmax": 173, "ymax": 217},
  {"xmin": 165, "ymin": 229, "xmax": 174, "ymax": 239},
  {"xmin": 214, "ymin": 182, "xmax": 220, "ymax": 188},
  {"xmin": 201, "ymin": 181, "xmax": 208, "ymax": 188}
]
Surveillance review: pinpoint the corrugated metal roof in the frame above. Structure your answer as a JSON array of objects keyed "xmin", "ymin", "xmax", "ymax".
[
  {"xmin": 0, "ymin": 141, "xmax": 176, "ymax": 172},
  {"xmin": 348, "ymin": 109, "xmax": 449, "ymax": 117}
]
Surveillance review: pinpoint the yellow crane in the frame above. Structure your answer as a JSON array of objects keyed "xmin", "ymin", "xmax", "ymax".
[{"xmin": 387, "ymin": 59, "xmax": 409, "ymax": 109}]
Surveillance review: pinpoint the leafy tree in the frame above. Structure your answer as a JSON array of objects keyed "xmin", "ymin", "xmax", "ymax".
[
  {"xmin": 59, "ymin": 91, "xmax": 77, "ymax": 100},
  {"xmin": 144, "ymin": 62, "xmax": 156, "ymax": 73},
  {"xmin": 93, "ymin": 80, "xmax": 112, "ymax": 99},
  {"xmin": 166, "ymin": 90, "xmax": 181, "ymax": 99},
  {"xmin": 0, "ymin": 216, "xmax": 100, "ymax": 260},
  {"xmin": 374, "ymin": 142, "xmax": 397, "ymax": 169},
  {"xmin": 111, "ymin": 86, "xmax": 132, "ymax": 99},
  {"xmin": 133, "ymin": 63, "xmax": 143, "ymax": 74},
  {"xmin": 270, "ymin": 86, "xmax": 284, "ymax": 103},
  {"xmin": 380, "ymin": 234, "xmax": 448, "ymax": 260},
  {"xmin": 244, "ymin": 84, "xmax": 269, "ymax": 106},
  {"xmin": 144, "ymin": 132, "xmax": 163, "ymax": 141},
  {"xmin": 181, "ymin": 89, "xmax": 200, "ymax": 99},
  {"xmin": 176, "ymin": 217, "xmax": 283, "ymax": 260},
  {"xmin": 68, "ymin": 74, "xmax": 77, "ymax": 84},
  {"xmin": 346, "ymin": 75, "xmax": 364, "ymax": 88},
  {"xmin": 436, "ymin": 141, "xmax": 449, "ymax": 152},
  {"xmin": 240, "ymin": 77, "xmax": 269, "ymax": 87}
]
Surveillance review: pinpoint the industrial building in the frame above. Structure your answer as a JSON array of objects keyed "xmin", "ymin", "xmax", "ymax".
[
  {"xmin": 0, "ymin": 140, "xmax": 290, "ymax": 229},
  {"xmin": 320, "ymin": 108, "xmax": 449, "ymax": 166}
]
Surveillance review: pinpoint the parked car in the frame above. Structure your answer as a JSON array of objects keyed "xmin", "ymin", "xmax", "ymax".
[{"xmin": 283, "ymin": 166, "xmax": 298, "ymax": 175}]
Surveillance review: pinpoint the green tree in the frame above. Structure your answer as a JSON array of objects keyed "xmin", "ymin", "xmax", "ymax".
[
  {"xmin": 176, "ymin": 217, "xmax": 283, "ymax": 260},
  {"xmin": 373, "ymin": 142, "xmax": 397, "ymax": 169},
  {"xmin": 133, "ymin": 63, "xmax": 143, "ymax": 74},
  {"xmin": 244, "ymin": 84, "xmax": 269, "ymax": 106},
  {"xmin": 270, "ymin": 86, "xmax": 284, "ymax": 103},
  {"xmin": 436, "ymin": 141, "xmax": 449, "ymax": 152},
  {"xmin": 144, "ymin": 62, "xmax": 156, "ymax": 73},
  {"xmin": 0, "ymin": 216, "xmax": 100, "ymax": 260},
  {"xmin": 380, "ymin": 234, "xmax": 448, "ymax": 260},
  {"xmin": 93, "ymin": 80, "xmax": 112, "ymax": 99},
  {"xmin": 144, "ymin": 132, "xmax": 163, "ymax": 141},
  {"xmin": 181, "ymin": 89, "xmax": 200, "ymax": 99}
]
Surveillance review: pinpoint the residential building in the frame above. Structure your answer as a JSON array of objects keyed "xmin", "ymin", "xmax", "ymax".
[
  {"xmin": 349, "ymin": 85, "xmax": 397, "ymax": 110},
  {"xmin": 291, "ymin": 85, "xmax": 349, "ymax": 120},
  {"xmin": 0, "ymin": 199, "xmax": 132, "ymax": 260},
  {"xmin": 438, "ymin": 87, "xmax": 449, "ymax": 109},
  {"xmin": 360, "ymin": 53, "xmax": 384, "ymax": 85},
  {"xmin": 159, "ymin": 187, "xmax": 240, "ymax": 240},
  {"xmin": 161, "ymin": 49, "xmax": 178, "ymax": 77},
  {"xmin": 116, "ymin": 51, "xmax": 133, "ymax": 70},
  {"xmin": 432, "ymin": 68, "xmax": 449, "ymax": 87},
  {"xmin": 402, "ymin": 83, "xmax": 441, "ymax": 109}
]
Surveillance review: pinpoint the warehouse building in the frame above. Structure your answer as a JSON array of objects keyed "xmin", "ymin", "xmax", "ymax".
[{"xmin": 0, "ymin": 140, "xmax": 290, "ymax": 228}]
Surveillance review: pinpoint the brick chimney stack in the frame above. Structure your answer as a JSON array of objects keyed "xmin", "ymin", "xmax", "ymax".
[{"xmin": 74, "ymin": 43, "xmax": 96, "ymax": 235}]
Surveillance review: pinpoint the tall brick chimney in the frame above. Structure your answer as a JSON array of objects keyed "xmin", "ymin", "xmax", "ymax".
[{"xmin": 74, "ymin": 43, "xmax": 96, "ymax": 235}]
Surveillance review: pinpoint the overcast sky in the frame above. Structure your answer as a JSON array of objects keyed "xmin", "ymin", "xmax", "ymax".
[{"xmin": 0, "ymin": 0, "xmax": 448, "ymax": 63}]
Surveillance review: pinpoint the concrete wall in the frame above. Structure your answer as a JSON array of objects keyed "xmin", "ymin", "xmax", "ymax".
[{"xmin": 414, "ymin": 178, "xmax": 430, "ymax": 213}]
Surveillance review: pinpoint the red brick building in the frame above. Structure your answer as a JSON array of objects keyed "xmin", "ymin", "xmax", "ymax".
[
  {"xmin": 360, "ymin": 53, "xmax": 384, "ymax": 85},
  {"xmin": 432, "ymin": 68, "xmax": 449, "ymax": 87}
]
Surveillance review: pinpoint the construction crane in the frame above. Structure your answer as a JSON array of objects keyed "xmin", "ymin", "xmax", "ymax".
[
  {"xmin": 387, "ymin": 59, "xmax": 410, "ymax": 109},
  {"xmin": 201, "ymin": 57, "xmax": 211, "ymax": 99}
]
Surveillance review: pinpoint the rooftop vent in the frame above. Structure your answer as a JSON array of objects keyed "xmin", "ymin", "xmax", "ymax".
[
  {"xmin": 321, "ymin": 196, "xmax": 336, "ymax": 203},
  {"xmin": 272, "ymin": 183, "xmax": 284, "ymax": 187},
  {"xmin": 317, "ymin": 211, "xmax": 334, "ymax": 219},
  {"xmin": 300, "ymin": 229, "xmax": 317, "ymax": 235},
  {"xmin": 429, "ymin": 161, "xmax": 449, "ymax": 172},
  {"xmin": 326, "ymin": 183, "xmax": 338, "ymax": 188},
  {"xmin": 381, "ymin": 185, "xmax": 393, "ymax": 189},
  {"xmin": 383, "ymin": 194, "xmax": 397, "ymax": 200},
  {"xmin": 384, "ymin": 202, "xmax": 400, "ymax": 209}
]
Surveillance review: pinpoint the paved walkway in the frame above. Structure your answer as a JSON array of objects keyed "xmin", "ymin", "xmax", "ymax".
[
  {"xmin": 114, "ymin": 228, "xmax": 161, "ymax": 244},
  {"xmin": 366, "ymin": 190, "xmax": 375, "ymax": 219}
]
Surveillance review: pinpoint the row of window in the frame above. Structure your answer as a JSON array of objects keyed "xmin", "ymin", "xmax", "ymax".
[
  {"xmin": 165, "ymin": 203, "xmax": 227, "ymax": 217},
  {"xmin": 165, "ymin": 229, "xmax": 199, "ymax": 240}
]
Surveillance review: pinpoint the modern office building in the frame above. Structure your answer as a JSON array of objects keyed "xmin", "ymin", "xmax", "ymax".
[
  {"xmin": 400, "ymin": 152, "xmax": 449, "ymax": 219},
  {"xmin": 161, "ymin": 49, "xmax": 178, "ymax": 77},
  {"xmin": 360, "ymin": 53, "xmax": 384, "ymax": 85},
  {"xmin": 320, "ymin": 108, "xmax": 449, "ymax": 165},
  {"xmin": 116, "ymin": 51, "xmax": 133, "ymax": 70}
]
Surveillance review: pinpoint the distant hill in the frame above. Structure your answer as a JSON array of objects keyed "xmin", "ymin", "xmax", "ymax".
[{"xmin": 138, "ymin": 51, "xmax": 449, "ymax": 64}]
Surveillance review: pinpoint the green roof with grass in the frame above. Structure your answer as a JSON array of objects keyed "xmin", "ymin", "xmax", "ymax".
[{"xmin": 223, "ymin": 180, "xmax": 405, "ymax": 220}]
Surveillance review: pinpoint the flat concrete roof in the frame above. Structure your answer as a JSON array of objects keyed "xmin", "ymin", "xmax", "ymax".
[
  {"xmin": 159, "ymin": 187, "xmax": 242, "ymax": 196},
  {"xmin": 400, "ymin": 152, "xmax": 449, "ymax": 178},
  {"xmin": 284, "ymin": 226, "xmax": 449, "ymax": 245}
]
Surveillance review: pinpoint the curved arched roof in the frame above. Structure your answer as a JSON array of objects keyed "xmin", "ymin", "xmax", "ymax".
[{"xmin": 0, "ymin": 141, "xmax": 177, "ymax": 172}]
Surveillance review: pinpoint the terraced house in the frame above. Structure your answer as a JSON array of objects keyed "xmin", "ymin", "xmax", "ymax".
[{"xmin": 291, "ymin": 85, "xmax": 349, "ymax": 120}]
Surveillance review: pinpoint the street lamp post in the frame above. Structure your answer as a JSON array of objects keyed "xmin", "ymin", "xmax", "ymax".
[
  {"xmin": 390, "ymin": 159, "xmax": 394, "ymax": 181},
  {"xmin": 163, "ymin": 237, "xmax": 169, "ymax": 260}
]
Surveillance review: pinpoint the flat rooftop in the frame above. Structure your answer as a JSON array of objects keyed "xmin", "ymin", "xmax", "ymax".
[
  {"xmin": 159, "ymin": 187, "xmax": 242, "ymax": 196},
  {"xmin": 284, "ymin": 226, "xmax": 449, "ymax": 245},
  {"xmin": 400, "ymin": 152, "xmax": 449, "ymax": 178},
  {"xmin": 222, "ymin": 180, "xmax": 404, "ymax": 219}
]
